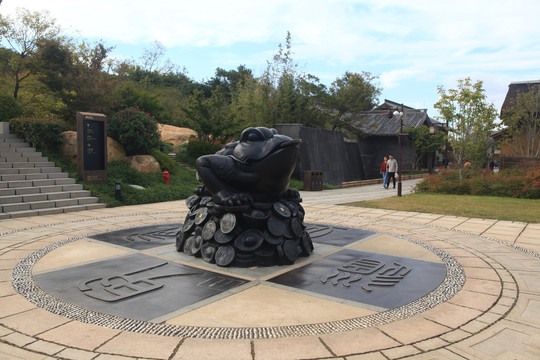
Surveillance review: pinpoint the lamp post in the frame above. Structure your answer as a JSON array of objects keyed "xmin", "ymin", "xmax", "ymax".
[
  {"xmin": 388, "ymin": 104, "xmax": 406, "ymax": 197},
  {"xmin": 444, "ymin": 119, "xmax": 449, "ymax": 168},
  {"xmin": 115, "ymin": 183, "xmax": 121, "ymax": 201}
]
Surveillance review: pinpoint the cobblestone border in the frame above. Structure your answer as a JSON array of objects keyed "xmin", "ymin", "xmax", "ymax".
[{"xmin": 12, "ymin": 218, "xmax": 466, "ymax": 339}]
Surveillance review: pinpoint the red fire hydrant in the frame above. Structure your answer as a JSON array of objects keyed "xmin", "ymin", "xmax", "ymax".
[{"xmin": 162, "ymin": 170, "xmax": 170, "ymax": 184}]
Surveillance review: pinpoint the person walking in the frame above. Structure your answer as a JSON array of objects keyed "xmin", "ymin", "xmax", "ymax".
[
  {"xmin": 386, "ymin": 154, "xmax": 398, "ymax": 189},
  {"xmin": 380, "ymin": 156, "xmax": 388, "ymax": 188}
]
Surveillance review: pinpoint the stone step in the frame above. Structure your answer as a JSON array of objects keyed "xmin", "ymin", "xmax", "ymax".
[
  {"xmin": 0, "ymin": 146, "xmax": 38, "ymax": 153},
  {"xmin": 0, "ymin": 132, "xmax": 105, "ymax": 218},
  {"xmin": 0, "ymin": 177, "xmax": 75, "ymax": 189},
  {"xmin": 0, "ymin": 172, "xmax": 69, "ymax": 181},
  {"xmin": 0, "ymin": 165, "xmax": 61, "ymax": 173},
  {"xmin": 0, "ymin": 142, "xmax": 30, "ymax": 149},
  {"xmin": 0, "ymin": 138, "xmax": 36, "ymax": 145},
  {"xmin": 0, "ymin": 147, "xmax": 39, "ymax": 154},
  {"xmin": 11, "ymin": 161, "xmax": 55, "ymax": 168},
  {"xmin": 0, "ymin": 190, "xmax": 93, "ymax": 205},
  {"xmin": 1, "ymin": 196, "xmax": 102, "ymax": 213},
  {"xmin": 0, "ymin": 134, "xmax": 20, "ymax": 140},
  {"xmin": 3, "ymin": 202, "xmax": 107, "ymax": 219},
  {"xmin": 0, "ymin": 183, "xmax": 84, "ymax": 196},
  {"xmin": 1, "ymin": 156, "xmax": 50, "ymax": 163}
]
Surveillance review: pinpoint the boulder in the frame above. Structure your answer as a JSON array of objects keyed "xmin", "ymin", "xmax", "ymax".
[
  {"xmin": 60, "ymin": 131, "xmax": 77, "ymax": 163},
  {"xmin": 158, "ymin": 123, "xmax": 196, "ymax": 151},
  {"xmin": 125, "ymin": 155, "xmax": 161, "ymax": 173},
  {"xmin": 60, "ymin": 131, "xmax": 127, "ymax": 163},
  {"xmin": 107, "ymin": 137, "xmax": 126, "ymax": 162}
]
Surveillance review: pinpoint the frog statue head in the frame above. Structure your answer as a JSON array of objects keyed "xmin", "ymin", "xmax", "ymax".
[{"xmin": 196, "ymin": 127, "xmax": 301, "ymax": 207}]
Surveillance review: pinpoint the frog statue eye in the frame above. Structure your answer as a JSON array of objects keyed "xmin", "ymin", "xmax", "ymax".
[{"xmin": 240, "ymin": 128, "xmax": 265, "ymax": 142}]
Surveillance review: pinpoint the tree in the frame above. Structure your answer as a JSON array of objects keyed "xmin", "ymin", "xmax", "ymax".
[
  {"xmin": 260, "ymin": 31, "xmax": 298, "ymax": 126},
  {"xmin": 206, "ymin": 65, "xmax": 254, "ymax": 103},
  {"xmin": 501, "ymin": 84, "xmax": 540, "ymax": 157},
  {"xmin": 182, "ymin": 88, "xmax": 242, "ymax": 143},
  {"xmin": 434, "ymin": 78, "xmax": 497, "ymax": 180},
  {"xmin": 404, "ymin": 126, "xmax": 446, "ymax": 170},
  {"xmin": 0, "ymin": 8, "xmax": 60, "ymax": 98},
  {"xmin": 327, "ymin": 71, "xmax": 381, "ymax": 131},
  {"xmin": 230, "ymin": 74, "xmax": 268, "ymax": 128}
]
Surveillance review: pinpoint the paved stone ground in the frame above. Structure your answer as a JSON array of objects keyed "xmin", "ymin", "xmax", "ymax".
[{"xmin": 1, "ymin": 182, "xmax": 539, "ymax": 360}]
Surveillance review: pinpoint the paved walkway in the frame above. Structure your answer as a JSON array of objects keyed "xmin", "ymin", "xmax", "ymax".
[
  {"xmin": 300, "ymin": 178, "xmax": 422, "ymax": 204},
  {"xmin": 0, "ymin": 186, "xmax": 539, "ymax": 360}
]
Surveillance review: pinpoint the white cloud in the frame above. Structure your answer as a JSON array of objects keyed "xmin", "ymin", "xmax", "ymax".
[{"xmin": 2, "ymin": 0, "xmax": 539, "ymax": 112}]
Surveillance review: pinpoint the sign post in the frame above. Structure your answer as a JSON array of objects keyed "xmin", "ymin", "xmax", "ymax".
[{"xmin": 77, "ymin": 112, "xmax": 108, "ymax": 184}]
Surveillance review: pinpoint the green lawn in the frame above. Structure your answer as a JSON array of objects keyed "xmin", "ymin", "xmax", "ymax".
[{"xmin": 343, "ymin": 193, "xmax": 540, "ymax": 223}]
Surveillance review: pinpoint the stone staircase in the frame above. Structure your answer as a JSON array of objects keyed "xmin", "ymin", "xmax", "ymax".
[{"xmin": 0, "ymin": 133, "xmax": 106, "ymax": 220}]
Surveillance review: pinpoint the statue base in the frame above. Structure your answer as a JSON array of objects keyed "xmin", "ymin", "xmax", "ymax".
[{"xmin": 176, "ymin": 187, "xmax": 314, "ymax": 267}]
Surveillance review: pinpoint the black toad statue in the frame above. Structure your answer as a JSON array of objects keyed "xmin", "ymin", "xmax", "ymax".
[{"xmin": 176, "ymin": 127, "xmax": 314, "ymax": 267}]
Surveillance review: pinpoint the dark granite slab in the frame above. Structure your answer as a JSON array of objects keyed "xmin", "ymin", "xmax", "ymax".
[
  {"xmin": 89, "ymin": 223, "xmax": 182, "ymax": 250},
  {"xmin": 268, "ymin": 249, "xmax": 446, "ymax": 309},
  {"xmin": 34, "ymin": 253, "xmax": 248, "ymax": 321},
  {"xmin": 306, "ymin": 223, "xmax": 375, "ymax": 246}
]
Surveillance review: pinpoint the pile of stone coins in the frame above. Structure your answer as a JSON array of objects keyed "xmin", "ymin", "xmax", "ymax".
[{"xmin": 176, "ymin": 191, "xmax": 314, "ymax": 267}]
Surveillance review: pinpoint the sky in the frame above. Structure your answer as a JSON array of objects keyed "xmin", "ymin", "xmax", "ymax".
[{"xmin": 1, "ymin": 0, "xmax": 539, "ymax": 121}]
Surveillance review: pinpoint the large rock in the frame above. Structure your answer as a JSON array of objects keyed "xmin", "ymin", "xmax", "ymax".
[
  {"xmin": 107, "ymin": 137, "xmax": 126, "ymax": 162},
  {"xmin": 60, "ymin": 131, "xmax": 126, "ymax": 163},
  {"xmin": 60, "ymin": 131, "xmax": 78, "ymax": 163},
  {"xmin": 125, "ymin": 155, "xmax": 161, "ymax": 173},
  {"xmin": 158, "ymin": 124, "xmax": 196, "ymax": 151}
]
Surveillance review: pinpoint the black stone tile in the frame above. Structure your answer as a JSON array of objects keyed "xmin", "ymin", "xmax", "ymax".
[
  {"xmin": 89, "ymin": 223, "xmax": 182, "ymax": 250},
  {"xmin": 306, "ymin": 223, "xmax": 375, "ymax": 246},
  {"xmin": 34, "ymin": 253, "xmax": 248, "ymax": 321},
  {"xmin": 268, "ymin": 249, "xmax": 446, "ymax": 309}
]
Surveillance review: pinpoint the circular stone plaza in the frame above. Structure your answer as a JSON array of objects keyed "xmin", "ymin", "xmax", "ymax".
[{"xmin": 1, "ymin": 182, "xmax": 539, "ymax": 360}]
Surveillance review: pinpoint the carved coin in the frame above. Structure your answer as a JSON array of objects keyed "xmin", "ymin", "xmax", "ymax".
[
  {"xmin": 282, "ymin": 239, "xmax": 299, "ymax": 264},
  {"xmin": 214, "ymin": 229, "xmax": 234, "ymax": 244},
  {"xmin": 194, "ymin": 207, "xmax": 209, "ymax": 225},
  {"xmin": 202, "ymin": 220, "xmax": 217, "ymax": 241},
  {"xmin": 182, "ymin": 218, "xmax": 195, "ymax": 233},
  {"xmin": 185, "ymin": 195, "xmax": 200, "ymax": 209},
  {"xmin": 300, "ymin": 232, "xmax": 314, "ymax": 256},
  {"xmin": 215, "ymin": 245, "xmax": 236, "ymax": 267},
  {"xmin": 291, "ymin": 217, "xmax": 304, "ymax": 238},
  {"xmin": 183, "ymin": 236, "xmax": 195, "ymax": 256},
  {"xmin": 273, "ymin": 202, "xmax": 291, "ymax": 218},
  {"xmin": 220, "ymin": 213, "xmax": 237, "ymax": 234},
  {"xmin": 286, "ymin": 201, "xmax": 299, "ymax": 217},
  {"xmin": 263, "ymin": 230, "xmax": 284, "ymax": 245},
  {"xmin": 267, "ymin": 216, "xmax": 287, "ymax": 237},
  {"xmin": 201, "ymin": 242, "xmax": 217, "ymax": 263},
  {"xmin": 191, "ymin": 234, "xmax": 204, "ymax": 256}
]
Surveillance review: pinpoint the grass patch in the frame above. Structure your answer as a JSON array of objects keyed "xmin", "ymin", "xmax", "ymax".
[
  {"xmin": 84, "ymin": 161, "xmax": 199, "ymax": 206},
  {"xmin": 43, "ymin": 150, "xmax": 199, "ymax": 207},
  {"xmin": 343, "ymin": 193, "xmax": 540, "ymax": 223}
]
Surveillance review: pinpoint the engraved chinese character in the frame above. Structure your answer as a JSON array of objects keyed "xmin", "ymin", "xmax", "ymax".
[{"xmin": 77, "ymin": 262, "xmax": 202, "ymax": 302}]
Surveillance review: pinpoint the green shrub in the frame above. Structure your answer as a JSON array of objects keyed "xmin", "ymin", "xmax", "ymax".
[
  {"xmin": 159, "ymin": 141, "xmax": 174, "ymax": 154},
  {"xmin": 9, "ymin": 116, "xmax": 64, "ymax": 151},
  {"xmin": 186, "ymin": 140, "xmax": 222, "ymax": 159},
  {"xmin": 415, "ymin": 166, "xmax": 540, "ymax": 199},
  {"xmin": 108, "ymin": 107, "xmax": 160, "ymax": 155},
  {"xmin": 0, "ymin": 95, "xmax": 22, "ymax": 122},
  {"xmin": 150, "ymin": 149, "xmax": 177, "ymax": 174},
  {"xmin": 175, "ymin": 142, "xmax": 195, "ymax": 168}
]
